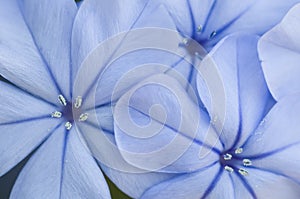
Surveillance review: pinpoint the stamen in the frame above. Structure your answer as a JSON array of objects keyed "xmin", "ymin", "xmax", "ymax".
[
  {"xmin": 238, "ymin": 168, "xmax": 249, "ymax": 176},
  {"xmin": 74, "ymin": 96, "xmax": 83, "ymax": 109},
  {"xmin": 224, "ymin": 166, "xmax": 234, "ymax": 173},
  {"xmin": 79, "ymin": 113, "xmax": 88, "ymax": 122},
  {"xmin": 65, "ymin": 122, "xmax": 72, "ymax": 130},
  {"xmin": 223, "ymin": 153, "xmax": 232, "ymax": 160},
  {"xmin": 235, "ymin": 148, "xmax": 243, "ymax": 154},
  {"xmin": 209, "ymin": 31, "xmax": 217, "ymax": 39},
  {"xmin": 194, "ymin": 52, "xmax": 203, "ymax": 60},
  {"xmin": 58, "ymin": 95, "xmax": 67, "ymax": 106},
  {"xmin": 51, "ymin": 111, "xmax": 62, "ymax": 118},
  {"xmin": 210, "ymin": 116, "xmax": 218, "ymax": 125},
  {"xmin": 196, "ymin": 25, "xmax": 202, "ymax": 33},
  {"xmin": 182, "ymin": 38, "xmax": 189, "ymax": 46},
  {"xmin": 243, "ymin": 159, "xmax": 252, "ymax": 166}
]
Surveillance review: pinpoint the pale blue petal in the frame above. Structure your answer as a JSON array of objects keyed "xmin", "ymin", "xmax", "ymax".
[
  {"xmin": 0, "ymin": 81, "xmax": 60, "ymax": 176},
  {"xmin": 72, "ymin": 2, "xmax": 189, "ymax": 108},
  {"xmin": 78, "ymin": 122, "xmax": 174, "ymax": 197},
  {"xmin": 18, "ymin": 0, "xmax": 77, "ymax": 99},
  {"xmin": 141, "ymin": 163, "xmax": 235, "ymax": 199},
  {"xmin": 249, "ymin": 145, "xmax": 300, "ymax": 182},
  {"xmin": 92, "ymin": 51, "xmax": 181, "ymax": 108},
  {"xmin": 258, "ymin": 3, "xmax": 300, "ymax": 101},
  {"xmin": 205, "ymin": 171, "xmax": 234, "ymax": 199},
  {"xmin": 72, "ymin": 0, "xmax": 155, "ymax": 84},
  {"xmin": 11, "ymin": 126, "xmax": 111, "ymax": 199},
  {"xmin": 162, "ymin": 0, "xmax": 300, "ymax": 50},
  {"xmin": 77, "ymin": 122, "xmax": 144, "ymax": 174},
  {"xmin": 114, "ymin": 74, "xmax": 221, "ymax": 173},
  {"xmin": 0, "ymin": 0, "xmax": 63, "ymax": 103},
  {"xmin": 240, "ymin": 94, "xmax": 300, "ymax": 180},
  {"xmin": 197, "ymin": 33, "xmax": 274, "ymax": 149},
  {"xmin": 101, "ymin": 163, "xmax": 175, "ymax": 198},
  {"xmin": 231, "ymin": 168, "xmax": 300, "ymax": 199},
  {"xmin": 86, "ymin": 104, "xmax": 114, "ymax": 134}
]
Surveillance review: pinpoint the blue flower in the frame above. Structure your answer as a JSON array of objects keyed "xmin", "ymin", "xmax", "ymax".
[
  {"xmin": 0, "ymin": 0, "xmax": 178, "ymax": 198},
  {"xmin": 160, "ymin": 0, "xmax": 300, "ymax": 50},
  {"xmin": 114, "ymin": 32, "xmax": 300, "ymax": 198},
  {"xmin": 144, "ymin": 0, "xmax": 300, "ymax": 109}
]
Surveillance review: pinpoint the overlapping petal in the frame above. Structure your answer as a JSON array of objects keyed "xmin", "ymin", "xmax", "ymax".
[
  {"xmin": 101, "ymin": 164, "xmax": 175, "ymax": 198},
  {"xmin": 197, "ymin": 33, "xmax": 274, "ymax": 149},
  {"xmin": 230, "ymin": 168, "xmax": 300, "ymax": 199},
  {"xmin": 77, "ymin": 121, "xmax": 175, "ymax": 198},
  {"xmin": 72, "ymin": 1, "xmax": 192, "ymax": 109},
  {"xmin": 114, "ymin": 74, "xmax": 221, "ymax": 173},
  {"xmin": 161, "ymin": 0, "xmax": 300, "ymax": 50},
  {"xmin": 240, "ymin": 94, "xmax": 300, "ymax": 182},
  {"xmin": 258, "ymin": 3, "xmax": 300, "ymax": 100},
  {"xmin": 141, "ymin": 163, "xmax": 235, "ymax": 199},
  {"xmin": 72, "ymin": 0, "xmax": 152, "ymax": 82}
]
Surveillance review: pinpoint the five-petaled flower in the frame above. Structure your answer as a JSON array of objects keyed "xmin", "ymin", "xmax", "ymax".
[
  {"xmin": 161, "ymin": 0, "xmax": 300, "ymax": 50},
  {"xmin": 114, "ymin": 33, "xmax": 300, "ymax": 199},
  {"xmin": 0, "ymin": 0, "xmax": 181, "ymax": 198}
]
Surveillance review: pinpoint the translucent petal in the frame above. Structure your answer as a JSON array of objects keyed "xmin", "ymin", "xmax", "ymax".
[
  {"xmin": 197, "ymin": 33, "xmax": 274, "ymax": 149},
  {"xmin": 141, "ymin": 163, "xmax": 235, "ymax": 199},
  {"xmin": 162, "ymin": 0, "xmax": 300, "ymax": 50},
  {"xmin": 258, "ymin": 3, "xmax": 300, "ymax": 100},
  {"xmin": 114, "ymin": 74, "xmax": 221, "ymax": 172},
  {"xmin": 241, "ymin": 94, "xmax": 300, "ymax": 180}
]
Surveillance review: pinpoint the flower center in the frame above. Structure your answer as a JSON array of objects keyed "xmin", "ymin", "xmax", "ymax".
[
  {"xmin": 51, "ymin": 95, "xmax": 88, "ymax": 130},
  {"xmin": 219, "ymin": 147, "xmax": 252, "ymax": 176}
]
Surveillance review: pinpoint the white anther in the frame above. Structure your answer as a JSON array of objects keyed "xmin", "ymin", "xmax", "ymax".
[
  {"xmin": 243, "ymin": 159, "xmax": 252, "ymax": 166},
  {"xmin": 224, "ymin": 166, "xmax": 234, "ymax": 173},
  {"xmin": 223, "ymin": 153, "xmax": 232, "ymax": 160},
  {"xmin": 51, "ymin": 111, "xmax": 62, "ymax": 118},
  {"xmin": 74, "ymin": 96, "xmax": 83, "ymax": 109},
  {"xmin": 238, "ymin": 168, "xmax": 249, "ymax": 176},
  {"xmin": 79, "ymin": 113, "xmax": 88, "ymax": 122},
  {"xmin": 210, "ymin": 116, "xmax": 218, "ymax": 125},
  {"xmin": 58, "ymin": 95, "xmax": 67, "ymax": 106},
  {"xmin": 235, "ymin": 148, "xmax": 243, "ymax": 154},
  {"xmin": 65, "ymin": 122, "xmax": 72, "ymax": 130},
  {"xmin": 182, "ymin": 38, "xmax": 189, "ymax": 46},
  {"xmin": 209, "ymin": 30, "xmax": 217, "ymax": 39},
  {"xmin": 196, "ymin": 25, "xmax": 202, "ymax": 33},
  {"xmin": 194, "ymin": 52, "xmax": 203, "ymax": 60}
]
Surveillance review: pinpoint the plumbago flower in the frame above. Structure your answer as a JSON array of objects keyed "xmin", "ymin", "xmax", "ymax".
[
  {"xmin": 159, "ymin": 0, "xmax": 300, "ymax": 51},
  {"xmin": 147, "ymin": 0, "xmax": 300, "ymax": 104},
  {"xmin": 0, "ymin": 0, "xmax": 187, "ymax": 198},
  {"xmin": 114, "ymin": 33, "xmax": 300, "ymax": 198}
]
